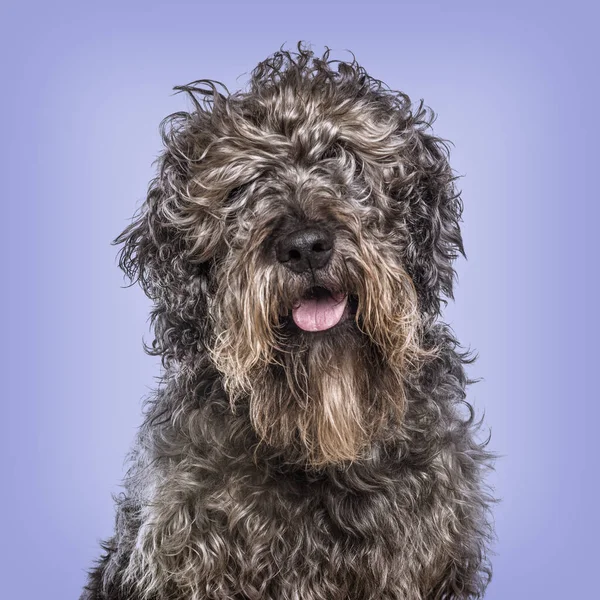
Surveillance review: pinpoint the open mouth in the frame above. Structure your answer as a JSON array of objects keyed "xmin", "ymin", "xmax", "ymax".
[{"xmin": 287, "ymin": 286, "xmax": 357, "ymax": 332}]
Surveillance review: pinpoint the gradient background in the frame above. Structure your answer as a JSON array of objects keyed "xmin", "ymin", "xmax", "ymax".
[{"xmin": 2, "ymin": 1, "xmax": 598, "ymax": 598}]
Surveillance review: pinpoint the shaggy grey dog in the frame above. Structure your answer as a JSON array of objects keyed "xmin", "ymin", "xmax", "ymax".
[{"xmin": 82, "ymin": 42, "xmax": 495, "ymax": 600}]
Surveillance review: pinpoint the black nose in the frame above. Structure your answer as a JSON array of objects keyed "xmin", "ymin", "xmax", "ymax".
[{"xmin": 276, "ymin": 227, "xmax": 334, "ymax": 273}]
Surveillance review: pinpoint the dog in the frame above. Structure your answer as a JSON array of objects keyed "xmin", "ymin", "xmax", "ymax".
[{"xmin": 81, "ymin": 42, "xmax": 495, "ymax": 600}]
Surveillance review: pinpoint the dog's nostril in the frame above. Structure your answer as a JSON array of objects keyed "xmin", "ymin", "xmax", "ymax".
[{"xmin": 276, "ymin": 227, "xmax": 334, "ymax": 273}]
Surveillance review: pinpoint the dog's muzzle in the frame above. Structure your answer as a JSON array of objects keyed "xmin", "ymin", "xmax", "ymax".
[{"xmin": 274, "ymin": 226, "xmax": 352, "ymax": 332}]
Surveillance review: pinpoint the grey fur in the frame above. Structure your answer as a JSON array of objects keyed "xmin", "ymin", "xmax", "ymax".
[{"xmin": 81, "ymin": 42, "xmax": 496, "ymax": 600}]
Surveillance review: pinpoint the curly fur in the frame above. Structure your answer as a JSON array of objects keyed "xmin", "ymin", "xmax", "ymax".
[{"xmin": 81, "ymin": 42, "xmax": 496, "ymax": 600}]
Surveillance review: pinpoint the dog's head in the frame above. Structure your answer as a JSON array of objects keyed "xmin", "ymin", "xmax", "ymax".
[{"xmin": 117, "ymin": 43, "xmax": 464, "ymax": 468}]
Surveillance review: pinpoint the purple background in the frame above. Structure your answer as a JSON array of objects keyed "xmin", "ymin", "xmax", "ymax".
[{"xmin": 2, "ymin": 1, "xmax": 598, "ymax": 598}]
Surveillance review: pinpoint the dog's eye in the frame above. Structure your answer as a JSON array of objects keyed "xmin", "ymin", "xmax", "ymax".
[
  {"xmin": 224, "ymin": 177, "xmax": 261, "ymax": 203},
  {"xmin": 321, "ymin": 143, "xmax": 347, "ymax": 160},
  {"xmin": 225, "ymin": 184, "xmax": 247, "ymax": 202},
  {"xmin": 321, "ymin": 140, "xmax": 351, "ymax": 161},
  {"xmin": 321, "ymin": 146, "xmax": 338, "ymax": 160}
]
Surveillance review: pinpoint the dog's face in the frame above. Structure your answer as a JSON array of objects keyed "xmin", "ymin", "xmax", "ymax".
[{"xmin": 117, "ymin": 47, "xmax": 463, "ymax": 468}]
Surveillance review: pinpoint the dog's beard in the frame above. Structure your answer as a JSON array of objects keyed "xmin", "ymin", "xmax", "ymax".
[{"xmin": 209, "ymin": 239, "xmax": 432, "ymax": 468}]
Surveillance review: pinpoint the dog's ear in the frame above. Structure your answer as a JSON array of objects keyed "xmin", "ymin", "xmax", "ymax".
[
  {"xmin": 388, "ymin": 101, "xmax": 465, "ymax": 317},
  {"xmin": 114, "ymin": 112, "xmax": 216, "ymax": 367}
]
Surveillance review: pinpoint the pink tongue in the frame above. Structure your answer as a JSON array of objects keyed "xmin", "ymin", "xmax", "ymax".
[{"xmin": 292, "ymin": 292, "xmax": 348, "ymax": 332}]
